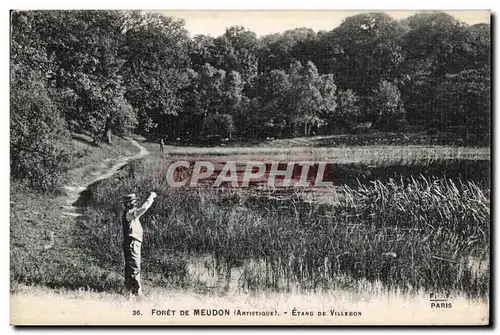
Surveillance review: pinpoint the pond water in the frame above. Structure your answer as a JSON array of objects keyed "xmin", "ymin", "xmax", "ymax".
[{"xmin": 164, "ymin": 158, "xmax": 490, "ymax": 205}]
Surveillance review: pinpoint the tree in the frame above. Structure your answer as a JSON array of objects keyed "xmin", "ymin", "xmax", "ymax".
[
  {"xmin": 209, "ymin": 26, "xmax": 259, "ymax": 91},
  {"xmin": 123, "ymin": 12, "xmax": 191, "ymax": 135},
  {"xmin": 329, "ymin": 89, "xmax": 361, "ymax": 132},
  {"xmin": 434, "ymin": 67, "xmax": 490, "ymax": 143},
  {"xmin": 238, "ymin": 97, "xmax": 266, "ymax": 138},
  {"xmin": 204, "ymin": 113, "xmax": 236, "ymax": 139},
  {"xmin": 446, "ymin": 23, "xmax": 491, "ymax": 74},
  {"xmin": 372, "ymin": 80, "xmax": 406, "ymax": 131},
  {"xmin": 178, "ymin": 63, "xmax": 227, "ymax": 138},
  {"xmin": 253, "ymin": 69, "xmax": 292, "ymax": 137},
  {"xmin": 399, "ymin": 12, "xmax": 474, "ymax": 127},
  {"xmin": 288, "ymin": 61, "xmax": 320, "ymax": 136},
  {"xmin": 10, "ymin": 9, "xmax": 492, "ymax": 167},
  {"xmin": 190, "ymin": 34, "xmax": 217, "ymax": 70},
  {"xmin": 37, "ymin": 11, "xmax": 137, "ymax": 142},
  {"xmin": 10, "ymin": 11, "xmax": 72, "ymax": 192},
  {"xmin": 318, "ymin": 12, "xmax": 405, "ymax": 95},
  {"xmin": 258, "ymin": 28, "xmax": 319, "ymax": 72},
  {"xmin": 402, "ymin": 11, "xmax": 466, "ymax": 77},
  {"xmin": 287, "ymin": 61, "xmax": 337, "ymax": 136},
  {"xmin": 222, "ymin": 70, "xmax": 245, "ymax": 134},
  {"xmin": 11, "ymin": 79, "xmax": 73, "ymax": 192},
  {"xmin": 222, "ymin": 70, "xmax": 244, "ymax": 113},
  {"xmin": 181, "ymin": 68, "xmax": 245, "ymax": 140},
  {"xmin": 317, "ymin": 73, "xmax": 338, "ymax": 125}
]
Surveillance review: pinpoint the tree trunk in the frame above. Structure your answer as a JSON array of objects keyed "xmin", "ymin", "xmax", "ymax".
[
  {"xmin": 288, "ymin": 117, "xmax": 294, "ymax": 137},
  {"xmin": 202, "ymin": 108, "xmax": 208, "ymax": 131},
  {"xmin": 103, "ymin": 115, "xmax": 113, "ymax": 144},
  {"xmin": 105, "ymin": 128, "xmax": 112, "ymax": 144},
  {"xmin": 202, "ymin": 100, "xmax": 210, "ymax": 133}
]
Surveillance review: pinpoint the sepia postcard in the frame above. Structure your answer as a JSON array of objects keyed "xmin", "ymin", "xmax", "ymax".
[{"xmin": 9, "ymin": 9, "xmax": 491, "ymax": 326}]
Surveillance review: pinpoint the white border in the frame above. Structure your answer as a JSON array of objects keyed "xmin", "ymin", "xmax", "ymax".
[{"xmin": 1, "ymin": 1, "xmax": 497, "ymax": 334}]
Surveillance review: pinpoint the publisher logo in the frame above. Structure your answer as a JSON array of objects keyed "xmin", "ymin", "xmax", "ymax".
[{"xmin": 429, "ymin": 292, "xmax": 453, "ymax": 309}]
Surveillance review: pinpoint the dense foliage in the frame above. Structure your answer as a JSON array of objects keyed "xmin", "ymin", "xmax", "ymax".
[{"xmin": 11, "ymin": 10, "xmax": 490, "ymax": 191}]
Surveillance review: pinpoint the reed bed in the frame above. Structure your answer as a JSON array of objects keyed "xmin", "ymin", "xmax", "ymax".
[{"xmin": 73, "ymin": 158, "xmax": 489, "ymax": 297}]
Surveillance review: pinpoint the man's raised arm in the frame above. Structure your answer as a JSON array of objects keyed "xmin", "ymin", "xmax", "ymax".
[{"xmin": 133, "ymin": 192, "xmax": 157, "ymax": 220}]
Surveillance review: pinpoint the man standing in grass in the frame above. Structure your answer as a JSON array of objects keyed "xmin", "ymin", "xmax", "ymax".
[
  {"xmin": 159, "ymin": 138, "xmax": 164, "ymax": 153},
  {"xmin": 122, "ymin": 192, "xmax": 157, "ymax": 299}
]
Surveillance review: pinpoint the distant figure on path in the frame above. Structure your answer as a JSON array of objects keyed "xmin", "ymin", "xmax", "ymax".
[
  {"xmin": 159, "ymin": 138, "xmax": 164, "ymax": 153},
  {"xmin": 121, "ymin": 192, "xmax": 157, "ymax": 299}
]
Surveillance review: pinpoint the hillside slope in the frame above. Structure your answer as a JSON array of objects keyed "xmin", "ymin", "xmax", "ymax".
[{"xmin": 10, "ymin": 134, "xmax": 148, "ymax": 290}]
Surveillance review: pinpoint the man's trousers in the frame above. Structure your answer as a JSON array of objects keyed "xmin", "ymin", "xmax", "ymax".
[{"xmin": 123, "ymin": 238, "xmax": 142, "ymax": 295}]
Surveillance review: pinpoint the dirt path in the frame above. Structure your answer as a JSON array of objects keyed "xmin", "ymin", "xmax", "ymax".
[{"xmin": 61, "ymin": 138, "xmax": 150, "ymax": 217}]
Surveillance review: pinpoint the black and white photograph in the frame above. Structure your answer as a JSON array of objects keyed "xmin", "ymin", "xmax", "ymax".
[{"xmin": 8, "ymin": 9, "xmax": 491, "ymax": 325}]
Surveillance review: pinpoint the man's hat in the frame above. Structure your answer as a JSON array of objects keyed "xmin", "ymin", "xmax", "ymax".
[{"xmin": 123, "ymin": 193, "xmax": 137, "ymax": 203}]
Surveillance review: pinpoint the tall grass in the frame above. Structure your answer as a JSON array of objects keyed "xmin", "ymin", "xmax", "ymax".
[
  {"xmin": 9, "ymin": 183, "xmax": 125, "ymax": 292},
  {"xmin": 74, "ymin": 159, "xmax": 490, "ymax": 297}
]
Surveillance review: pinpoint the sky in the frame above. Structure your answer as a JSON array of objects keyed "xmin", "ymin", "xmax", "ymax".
[{"xmin": 154, "ymin": 10, "xmax": 491, "ymax": 37}]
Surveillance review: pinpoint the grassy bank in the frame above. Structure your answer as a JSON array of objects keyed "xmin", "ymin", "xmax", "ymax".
[
  {"xmin": 10, "ymin": 134, "xmax": 142, "ymax": 292},
  {"xmin": 65, "ymin": 133, "xmax": 142, "ymax": 184}
]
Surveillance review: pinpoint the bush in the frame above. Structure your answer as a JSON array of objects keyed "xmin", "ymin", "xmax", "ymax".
[{"xmin": 10, "ymin": 78, "xmax": 72, "ymax": 192}]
